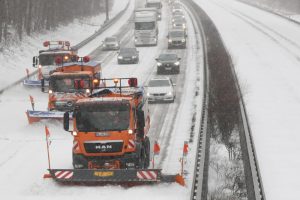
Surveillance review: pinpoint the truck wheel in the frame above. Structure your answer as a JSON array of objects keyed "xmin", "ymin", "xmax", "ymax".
[
  {"xmin": 72, "ymin": 153, "xmax": 88, "ymax": 169},
  {"xmin": 144, "ymin": 137, "xmax": 150, "ymax": 169}
]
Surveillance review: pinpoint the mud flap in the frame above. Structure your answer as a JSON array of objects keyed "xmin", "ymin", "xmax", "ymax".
[
  {"xmin": 48, "ymin": 169, "xmax": 182, "ymax": 185},
  {"xmin": 26, "ymin": 110, "xmax": 72, "ymax": 124}
]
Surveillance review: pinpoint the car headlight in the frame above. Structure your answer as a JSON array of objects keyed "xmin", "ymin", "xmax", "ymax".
[
  {"xmin": 132, "ymin": 56, "xmax": 137, "ymax": 59},
  {"xmin": 174, "ymin": 61, "xmax": 180, "ymax": 65},
  {"xmin": 167, "ymin": 91, "xmax": 173, "ymax": 96},
  {"xmin": 183, "ymin": 24, "xmax": 186, "ymax": 28},
  {"xmin": 146, "ymin": 92, "xmax": 150, "ymax": 96},
  {"xmin": 181, "ymin": 39, "xmax": 185, "ymax": 42},
  {"xmin": 118, "ymin": 56, "xmax": 123, "ymax": 59},
  {"xmin": 157, "ymin": 62, "xmax": 162, "ymax": 66},
  {"xmin": 103, "ymin": 44, "xmax": 106, "ymax": 47},
  {"xmin": 173, "ymin": 24, "xmax": 176, "ymax": 27},
  {"xmin": 168, "ymin": 39, "xmax": 172, "ymax": 43}
]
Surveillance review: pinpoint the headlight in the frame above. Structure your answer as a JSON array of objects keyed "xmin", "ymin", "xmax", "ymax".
[
  {"xmin": 183, "ymin": 24, "xmax": 186, "ymax": 28},
  {"xmin": 181, "ymin": 39, "xmax": 185, "ymax": 42},
  {"xmin": 173, "ymin": 24, "xmax": 176, "ymax": 27},
  {"xmin": 118, "ymin": 56, "xmax": 123, "ymax": 59},
  {"xmin": 147, "ymin": 92, "xmax": 150, "ymax": 96},
  {"xmin": 55, "ymin": 101, "xmax": 66, "ymax": 106},
  {"xmin": 48, "ymin": 90, "xmax": 53, "ymax": 94},
  {"xmin": 103, "ymin": 44, "xmax": 106, "ymax": 47},
  {"xmin": 157, "ymin": 62, "xmax": 162, "ymax": 66},
  {"xmin": 72, "ymin": 131, "xmax": 77, "ymax": 136},
  {"xmin": 132, "ymin": 56, "xmax": 137, "ymax": 59},
  {"xmin": 174, "ymin": 61, "xmax": 180, "ymax": 65},
  {"xmin": 86, "ymin": 89, "xmax": 90, "ymax": 94},
  {"xmin": 167, "ymin": 91, "xmax": 173, "ymax": 96},
  {"xmin": 128, "ymin": 129, "xmax": 133, "ymax": 134},
  {"xmin": 168, "ymin": 39, "xmax": 172, "ymax": 43}
]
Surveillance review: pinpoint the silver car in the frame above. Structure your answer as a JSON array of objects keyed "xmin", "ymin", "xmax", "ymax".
[
  {"xmin": 102, "ymin": 37, "xmax": 120, "ymax": 50},
  {"xmin": 147, "ymin": 77, "xmax": 176, "ymax": 103}
]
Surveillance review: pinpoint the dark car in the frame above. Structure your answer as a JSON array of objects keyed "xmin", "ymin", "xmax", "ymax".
[
  {"xmin": 167, "ymin": 29, "xmax": 186, "ymax": 49},
  {"xmin": 117, "ymin": 48, "xmax": 139, "ymax": 64},
  {"xmin": 155, "ymin": 53, "xmax": 181, "ymax": 74}
]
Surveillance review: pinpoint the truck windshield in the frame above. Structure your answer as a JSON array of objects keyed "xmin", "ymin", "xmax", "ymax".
[
  {"xmin": 169, "ymin": 31, "xmax": 184, "ymax": 37},
  {"xmin": 146, "ymin": 3, "xmax": 161, "ymax": 9},
  {"xmin": 39, "ymin": 53, "xmax": 69, "ymax": 66},
  {"xmin": 50, "ymin": 76, "xmax": 90, "ymax": 93},
  {"xmin": 135, "ymin": 22, "xmax": 155, "ymax": 30},
  {"xmin": 76, "ymin": 103, "xmax": 130, "ymax": 132}
]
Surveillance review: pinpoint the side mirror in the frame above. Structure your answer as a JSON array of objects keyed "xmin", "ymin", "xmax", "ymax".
[
  {"xmin": 137, "ymin": 110, "xmax": 145, "ymax": 128},
  {"xmin": 32, "ymin": 56, "xmax": 38, "ymax": 67},
  {"xmin": 178, "ymin": 58, "xmax": 181, "ymax": 61},
  {"xmin": 63, "ymin": 112, "xmax": 70, "ymax": 131},
  {"xmin": 167, "ymin": 35, "xmax": 169, "ymax": 38},
  {"xmin": 155, "ymin": 58, "xmax": 158, "ymax": 61}
]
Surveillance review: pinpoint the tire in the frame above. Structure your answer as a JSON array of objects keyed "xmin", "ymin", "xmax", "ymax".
[
  {"xmin": 143, "ymin": 137, "xmax": 150, "ymax": 168},
  {"xmin": 72, "ymin": 153, "xmax": 88, "ymax": 169}
]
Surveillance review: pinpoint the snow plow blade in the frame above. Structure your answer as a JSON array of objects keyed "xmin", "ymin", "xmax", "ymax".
[
  {"xmin": 23, "ymin": 79, "xmax": 49, "ymax": 87},
  {"xmin": 23, "ymin": 79, "xmax": 42, "ymax": 87},
  {"xmin": 48, "ymin": 169, "xmax": 184, "ymax": 185},
  {"xmin": 26, "ymin": 110, "xmax": 72, "ymax": 124}
]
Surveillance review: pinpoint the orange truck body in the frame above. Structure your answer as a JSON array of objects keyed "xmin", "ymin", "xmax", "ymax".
[
  {"xmin": 47, "ymin": 61, "xmax": 102, "ymax": 111},
  {"xmin": 64, "ymin": 78, "xmax": 151, "ymax": 170}
]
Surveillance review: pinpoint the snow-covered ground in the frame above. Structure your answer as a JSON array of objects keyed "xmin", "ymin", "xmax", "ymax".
[
  {"xmin": 194, "ymin": 0, "xmax": 300, "ymax": 199},
  {"xmin": 0, "ymin": 1, "xmax": 203, "ymax": 199},
  {"xmin": 0, "ymin": 0, "xmax": 129, "ymax": 90}
]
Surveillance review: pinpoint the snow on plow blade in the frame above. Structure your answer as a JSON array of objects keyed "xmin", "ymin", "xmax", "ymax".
[
  {"xmin": 23, "ymin": 79, "xmax": 49, "ymax": 87},
  {"xmin": 48, "ymin": 169, "xmax": 184, "ymax": 185},
  {"xmin": 26, "ymin": 110, "xmax": 72, "ymax": 124},
  {"xmin": 23, "ymin": 79, "xmax": 42, "ymax": 87}
]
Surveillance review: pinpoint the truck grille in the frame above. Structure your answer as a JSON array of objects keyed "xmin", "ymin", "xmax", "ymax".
[
  {"xmin": 153, "ymin": 93, "xmax": 166, "ymax": 96},
  {"xmin": 84, "ymin": 141, "xmax": 123, "ymax": 153}
]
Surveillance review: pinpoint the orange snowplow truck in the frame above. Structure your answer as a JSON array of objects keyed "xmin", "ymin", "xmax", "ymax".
[
  {"xmin": 48, "ymin": 78, "xmax": 184, "ymax": 185},
  {"xmin": 44, "ymin": 56, "xmax": 102, "ymax": 111},
  {"xmin": 64, "ymin": 78, "xmax": 151, "ymax": 169}
]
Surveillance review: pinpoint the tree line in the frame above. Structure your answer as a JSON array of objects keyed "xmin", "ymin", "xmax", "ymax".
[{"xmin": 0, "ymin": 0, "xmax": 112, "ymax": 43}]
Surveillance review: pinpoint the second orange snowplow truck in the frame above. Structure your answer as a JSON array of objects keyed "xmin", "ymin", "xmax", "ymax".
[
  {"xmin": 48, "ymin": 78, "xmax": 184, "ymax": 185},
  {"xmin": 45, "ymin": 56, "xmax": 102, "ymax": 111}
]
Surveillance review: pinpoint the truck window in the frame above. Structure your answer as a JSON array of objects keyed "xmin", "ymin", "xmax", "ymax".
[
  {"xmin": 50, "ymin": 76, "xmax": 90, "ymax": 92},
  {"xmin": 76, "ymin": 103, "xmax": 130, "ymax": 132},
  {"xmin": 135, "ymin": 22, "xmax": 155, "ymax": 30}
]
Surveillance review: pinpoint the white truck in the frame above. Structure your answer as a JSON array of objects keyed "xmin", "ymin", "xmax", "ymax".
[
  {"xmin": 134, "ymin": 10, "xmax": 158, "ymax": 46},
  {"xmin": 145, "ymin": 0, "xmax": 162, "ymax": 20}
]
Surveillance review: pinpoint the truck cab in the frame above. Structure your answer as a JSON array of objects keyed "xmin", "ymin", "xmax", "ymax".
[
  {"xmin": 33, "ymin": 41, "xmax": 77, "ymax": 80},
  {"xmin": 47, "ymin": 60, "xmax": 102, "ymax": 111},
  {"xmin": 145, "ymin": 0, "xmax": 162, "ymax": 20},
  {"xmin": 134, "ymin": 10, "xmax": 158, "ymax": 46},
  {"xmin": 64, "ymin": 78, "xmax": 151, "ymax": 170}
]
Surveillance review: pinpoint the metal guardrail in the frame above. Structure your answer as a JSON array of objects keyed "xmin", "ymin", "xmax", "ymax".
[
  {"xmin": 183, "ymin": 0, "xmax": 266, "ymax": 199},
  {"xmin": 237, "ymin": 0, "xmax": 300, "ymax": 26},
  {"xmin": 180, "ymin": 0, "xmax": 210, "ymax": 199},
  {"xmin": 0, "ymin": 1, "xmax": 130, "ymax": 94}
]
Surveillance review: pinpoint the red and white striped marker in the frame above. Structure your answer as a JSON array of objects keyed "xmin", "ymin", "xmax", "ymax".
[
  {"xmin": 137, "ymin": 171, "xmax": 157, "ymax": 180},
  {"xmin": 55, "ymin": 170, "xmax": 74, "ymax": 179},
  {"xmin": 128, "ymin": 139, "xmax": 135, "ymax": 149},
  {"xmin": 73, "ymin": 140, "xmax": 79, "ymax": 152}
]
